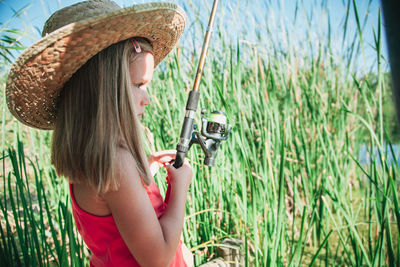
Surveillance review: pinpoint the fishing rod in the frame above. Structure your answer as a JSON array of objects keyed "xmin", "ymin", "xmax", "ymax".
[{"xmin": 173, "ymin": 0, "xmax": 231, "ymax": 169}]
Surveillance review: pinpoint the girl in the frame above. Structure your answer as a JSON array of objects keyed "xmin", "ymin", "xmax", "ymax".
[{"xmin": 6, "ymin": 1, "xmax": 193, "ymax": 266}]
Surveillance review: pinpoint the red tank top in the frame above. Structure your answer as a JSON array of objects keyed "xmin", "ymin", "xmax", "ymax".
[{"xmin": 69, "ymin": 182, "xmax": 186, "ymax": 267}]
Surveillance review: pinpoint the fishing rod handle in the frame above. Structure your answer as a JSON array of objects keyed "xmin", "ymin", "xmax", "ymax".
[
  {"xmin": 173, "ymin": 91, "xmax": 200, "ymax": 168},
  {"xmin": 173, "ymin": 152, "xmax": 186, "ymax": 168}
]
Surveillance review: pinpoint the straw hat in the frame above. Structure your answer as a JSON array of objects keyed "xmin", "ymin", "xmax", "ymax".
[{"xmin": 6, "ymin": 0, "xmax": 187, "ymax": 130}]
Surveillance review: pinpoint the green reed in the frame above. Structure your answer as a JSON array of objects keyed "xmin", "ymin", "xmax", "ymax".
[{"xmin": 1, "ymin": 0, "xmax": 399, "ymax": 266}]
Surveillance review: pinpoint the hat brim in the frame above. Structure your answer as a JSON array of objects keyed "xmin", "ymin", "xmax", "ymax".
[{"xmin": 6, "ymin": 2, "xmax": 186, "ymax": 130}]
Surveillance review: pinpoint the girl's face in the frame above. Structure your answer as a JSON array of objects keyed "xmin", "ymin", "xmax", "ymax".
[{"xmin": 129, "ymin": 52, "xmax": 154, "ymax": 120}]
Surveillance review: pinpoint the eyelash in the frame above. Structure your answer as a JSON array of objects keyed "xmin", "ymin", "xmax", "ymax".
[{"xmin": 134, "ymin": 83, "xmax": 145, "ymax": 88}]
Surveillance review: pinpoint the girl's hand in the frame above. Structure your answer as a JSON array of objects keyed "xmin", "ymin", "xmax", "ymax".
[
  {"xmin": 148, "ymin": 150, "xmax": 176, "ymax": 176},
  {"xmin": 165, "ymin": 159, "xmax": 193, "ymax": 193}
]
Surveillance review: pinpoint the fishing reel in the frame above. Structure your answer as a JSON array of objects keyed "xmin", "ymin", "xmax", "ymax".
[{"xmin": 190, "ymin": 109, "xmax": 231, "ymax": 166}]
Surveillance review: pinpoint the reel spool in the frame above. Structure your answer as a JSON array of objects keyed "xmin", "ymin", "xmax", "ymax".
[{"xmin": 190, "ymin": 110, "xmax": 232, "ymax": 166}]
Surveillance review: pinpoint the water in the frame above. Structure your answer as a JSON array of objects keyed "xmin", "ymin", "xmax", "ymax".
[{"xmin": 358, "ymin": 143, "xmax": 400, "ymax": 166}]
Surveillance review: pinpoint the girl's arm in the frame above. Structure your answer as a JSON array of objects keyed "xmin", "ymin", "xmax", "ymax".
[{"xmin": 102, "ymin": 148, "xmax": 192, "ymax": 267}]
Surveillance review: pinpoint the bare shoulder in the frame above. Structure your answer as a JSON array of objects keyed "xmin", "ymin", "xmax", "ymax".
[
  {"xmin": 72, "ymin": 148, "xmax": 140, "ymax": 217},
  {"xmin": 101, "ymin": 148, "xmax": 146, "ymax": 208},
  {"xmin": 109, "ymin": 147, "xmax": 143, "ymax": 190}
]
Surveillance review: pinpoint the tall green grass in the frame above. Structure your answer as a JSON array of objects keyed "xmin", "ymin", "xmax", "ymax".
[{"xmin": 1, "ymin": 0, "xmax": 399, "ymax": 266}]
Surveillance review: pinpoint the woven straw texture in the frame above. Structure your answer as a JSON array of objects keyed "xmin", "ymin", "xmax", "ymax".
[{"xmin": 6, "ymin": 1, "xmax": 186, "ymax": 129}]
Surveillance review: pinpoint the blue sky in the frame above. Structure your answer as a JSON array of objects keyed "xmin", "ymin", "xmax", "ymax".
[{"xmin": 0, "ymin": 0, "xmax": 387, "ymax": 74}]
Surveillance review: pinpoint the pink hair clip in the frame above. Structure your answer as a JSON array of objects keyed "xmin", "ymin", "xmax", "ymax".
[{"xmin": 131, "ymin": 39, "xmax": 142, "ymax": 53}]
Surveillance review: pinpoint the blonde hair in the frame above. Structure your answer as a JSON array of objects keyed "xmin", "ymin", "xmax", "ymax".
[{"xmin": 51, "ymin": 38, "xmax": 153, "ymax": 193}]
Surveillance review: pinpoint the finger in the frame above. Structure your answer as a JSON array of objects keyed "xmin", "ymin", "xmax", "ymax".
[
  {"xmin": 152, "ymin": 150, "xmax": 177, "ymax": 158},
  {"xmin": 157, "ymin": 155, "xmax": 176, "ymax": 164},
  {"xmin": 165, "ymin": 162, "xmax": 176, "ymax": 174},
  {"xmin": 162, "ymin": 159, "xmax": 174, "ymax": 167}
]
